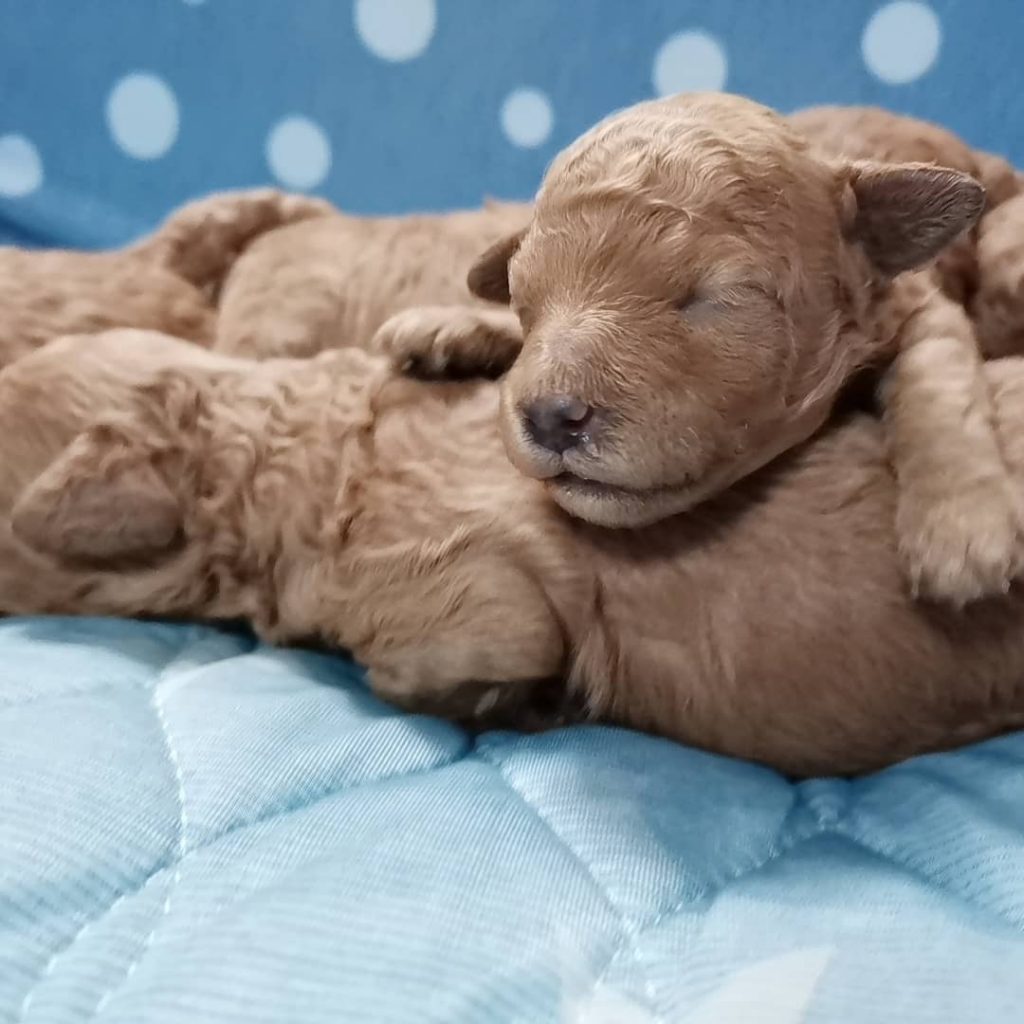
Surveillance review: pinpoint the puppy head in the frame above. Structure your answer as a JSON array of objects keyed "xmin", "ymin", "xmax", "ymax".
[{"xmin": 470, "ymin": 92, "xmax": 985, "ymax": 527}]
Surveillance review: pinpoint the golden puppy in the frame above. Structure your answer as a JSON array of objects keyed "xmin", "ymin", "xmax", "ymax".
[
  {"xmin": 5, "ymin": 329, "xmax": 1024, "ymax": 777},
  {"xmin": 0, "ymin": 190, "xmax": 335, "ymax": 366},
  {"xmin": 464, "ymin": 94, "xmax": 1024, "ymax": 606},
  {"xmin": 13, "ymin": 99, "xmax": 1017, "ymax": 615}
]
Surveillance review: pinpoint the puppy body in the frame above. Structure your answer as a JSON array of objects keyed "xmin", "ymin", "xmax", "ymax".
[
  {"xmin": 214, "ymin": 201, "xmax": 530, "ymax": 360},
  {"xmin": 0, "ymin": 189, "xmax": 530, "ymax": 371},
  {"xmin": 0, "ymin": 248, "xmax": 216, "ymax": 365},
  {"xmin": 465, "ymin": 96, "xmax": 1024, "ymax": 605},
  {"xmin": 6, "ymin": 331, "xmax": 1024, "ymax": 777},
  {"xmin": 14, "ymin": 101, "xmax": 1018, "ymax": 616}
]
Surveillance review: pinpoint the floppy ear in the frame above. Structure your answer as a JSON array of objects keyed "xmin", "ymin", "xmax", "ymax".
[
  {"xmin": 845, "ymin": 161, "xmax": 986, "ymax": 276},
  {"xmin": 11, "ymin": 429, "xmax": 184, "ymax": 567},
  {"xmin": 467, "ymin": 229, "xmax": 525, "ymax": 304}
]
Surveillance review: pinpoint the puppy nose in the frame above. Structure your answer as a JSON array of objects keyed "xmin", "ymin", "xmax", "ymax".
[{"xmin": 522, "ymin": 395, "xmax": 593, "ymax": 454}]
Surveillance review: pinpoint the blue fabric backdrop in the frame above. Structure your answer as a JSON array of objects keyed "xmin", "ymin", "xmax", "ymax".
[{"xmin": 1, "ymin": 0, "xmax": 1022, "ymax": 250}]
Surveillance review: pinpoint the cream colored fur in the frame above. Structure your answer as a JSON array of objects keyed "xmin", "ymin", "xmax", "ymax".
[
  {"xmin": 5, "ymin": 331, "xmax": 1024, "ymax": 777},
  {"xmin": 4, "ymin": 97, "xmax": 1024, "ymax": 776},
  {"xmin": 9, "ymin": 98, "xmax": 1021, "ymax": 611},
  {"xmin": 467, "ymin": 95, "xmax": 1024, "ymax": 606}
]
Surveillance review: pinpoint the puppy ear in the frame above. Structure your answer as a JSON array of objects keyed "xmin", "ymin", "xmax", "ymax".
[
  {"xmin": 467, "ymin": 229, "xmax": 525, "ymax": 304},
  {"xmin": 845, "ymin": 161, "xmax": 986, "ymax": 276},
  {"xmin": 11, "ymin": 429, "xmax": 184, "ymax": 567}
]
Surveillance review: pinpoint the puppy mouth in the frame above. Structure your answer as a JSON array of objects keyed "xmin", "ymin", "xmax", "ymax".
[
  {"xmin": 548, "ymin": 472, "xmax": 687, "ymax": 500},
  {"xmin": 544, "ymin": 471, "xmax": 700, "ymax": 528}
]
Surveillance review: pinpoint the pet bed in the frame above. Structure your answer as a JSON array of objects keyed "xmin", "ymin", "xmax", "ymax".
[{"xmin": 2, "ymin": 617, "xmax": 1023, "ymax": 1023}]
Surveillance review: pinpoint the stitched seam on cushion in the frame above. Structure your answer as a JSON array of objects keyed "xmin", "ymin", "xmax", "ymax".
[
  {"xmin": 185, "ymin": 728, "xmax": 472, "ymax": 852},
  {"xmin": 84, "ymin": 717, "xmax": 468, "ymax": 1017},
  {"xmin": 834, "ymin": 817, "xmax": 1024, "ymax": 934},
  {"xmin": 0, "ymin": 624, "xmax": 257, "ymax": 712},
  {"xmin": 15, "ymin": 631, "xmax": 199, "ymax": 1024},
  {"xmin": 15, "ymin": 867, "xmax": 171, "ymax": 1023},
  {"xmin": 473, "ymin": 745, "xmax": 669, "ymax": 1024},
  {"xmin": 88, "ymin": 655, "xmax": 191, "ymax": 1019},
  {"xmin": 472, "ymin": 749, "xmax": 835, "ymax": 1021},
  {"xmin": 589, "ymin": 816, "xmax": 828, "ymax": 1010},
  {"xmin": 15, "ymin": 726, "xmax": 471, "ymax": 1019}
]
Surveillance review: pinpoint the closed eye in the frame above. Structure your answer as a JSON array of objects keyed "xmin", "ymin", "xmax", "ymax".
[
  {"xmin": 674, "ymin": 293, "xmax": 724, "ymax": 319},
  {"xmin": 675, "ymin": 282, "xmax": 772, "ymax": 317},
  {"xmin": 676, "ymin": 293, "xmax": 713, "ymax": 311}
]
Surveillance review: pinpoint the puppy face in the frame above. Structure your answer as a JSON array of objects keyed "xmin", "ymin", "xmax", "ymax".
[{"xmin": 470, "ymin": 93, "xmax": 984, "ymax": 527}]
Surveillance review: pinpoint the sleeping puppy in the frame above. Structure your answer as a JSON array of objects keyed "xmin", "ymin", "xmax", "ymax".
[
  {"xmin": 6, "ymin": 96, "xmax": 1024, "ymax": 622},
  {"xmin": 4, "ymin": 329, "xmax": 1024, "ymax": 777},
  {"xmin": 0, "ymin": 190, "xmax": 334, "ymax": 366},
  {"xmin": 122, "ymin": 98, "xmax": 1022, "ymax": 613},
  {"xmin": 455, "ymin": 94, "xmax": 1024, "ymax": 607},
  {"xmin": 11, "ymin": 96, "xmax": 1020, "ymax": 616},
  {"xmin": 0, "ymin": 186, "xmax": 527, "ymax": 378}
]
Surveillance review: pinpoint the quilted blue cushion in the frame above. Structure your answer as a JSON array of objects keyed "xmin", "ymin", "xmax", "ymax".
[{"xmin": 2, "ymin": 617, "xmax": 1023, "ymax": 1023}]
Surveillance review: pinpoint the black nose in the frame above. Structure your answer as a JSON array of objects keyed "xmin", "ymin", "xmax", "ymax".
[{"xmin": 522, "ymin": 395, "xmax": 594, "ymax": 454}]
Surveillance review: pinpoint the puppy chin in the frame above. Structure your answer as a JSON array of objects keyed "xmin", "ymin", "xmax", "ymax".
[{"xmin": 545, "ymin": 477, "xmax": 694, "ymax": 528}]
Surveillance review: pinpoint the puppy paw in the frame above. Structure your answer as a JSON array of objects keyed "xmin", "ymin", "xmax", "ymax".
[
  {"xmin": 897, "ymin": 478, "xmax": 1024, "ymax": 605},
  {"xmin": 371, "ymin": 306, "xmax": 522, "ymax": 380}
]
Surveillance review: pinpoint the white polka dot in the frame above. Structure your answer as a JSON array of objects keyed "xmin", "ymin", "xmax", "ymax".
[
  {"xmin": 501, "ymin": 88, "xmax": 554, "ymax": 149},
  {"xmin": 354, "ymin": 0, "xmax": 435, "ymax": 61},
  {"xmin": 862, "ymin": 1, "xmax": 941, "ymax": 84},
  {"xmin": 652, "ymin": 30, "xmax": 728, "ymax": 97},
  {"xmin": 266, "ymin": 116, "xmax": 332, "ymax": 191},
  {"xmin": 106, "ymin": 73, "xmax": 179, "ymax": 160},
  {"xmin": 0, "ymin": 134, "xmax": 43, "ymax": 198}
]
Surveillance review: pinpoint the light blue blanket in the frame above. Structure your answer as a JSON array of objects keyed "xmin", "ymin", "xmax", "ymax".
[{"xmin": 2, "ymin": 617, "xmax": 1023, "ymax": 1022}]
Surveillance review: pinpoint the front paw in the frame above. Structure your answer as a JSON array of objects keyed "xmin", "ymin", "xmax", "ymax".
[
  {"xmin": 371, "ymin": 307, "xmax": 521, "ymax": 380},
  {"xmin": 897, "ymin": 480, "xmax": 1024, "ymax": 605}
]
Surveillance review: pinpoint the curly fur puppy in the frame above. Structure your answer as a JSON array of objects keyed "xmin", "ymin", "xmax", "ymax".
[
  {"xmin": 48, "ymin": 96, "xmax": 1021, "ymax": 612},
  {"xmin": 0, "ymin": 186, "xmax": 528, "ymax": 372},
  {"xmin": 5, "ymin": 329, "xmax": 1024, "ymax": 777},
  {"xmin": 463, "ymin": 94, "xmax": 1024, "ymax": 606},
  {"xmin": 9, "ymin": 98, "xmax": 1022, "ymax": 614}
]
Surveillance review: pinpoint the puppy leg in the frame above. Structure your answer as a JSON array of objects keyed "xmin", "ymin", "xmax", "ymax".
[
  {"xmin": 882, "ymin": 283, "xmax": 1024, "ymax": 604},
  {"xmin": 133, "ymin": 188, "xmax": 335, "ymax": 297},
  {"xmin": 972, "ymin": 193, "xmax": 1024, "ymax": 359},
  {"xmin": 370, "ymin": 306, "xmax": 523, "ymax": 379}
]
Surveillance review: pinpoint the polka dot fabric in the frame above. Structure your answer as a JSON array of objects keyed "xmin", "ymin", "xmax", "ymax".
[{"xmin": 0, "ymin": 0, "xmax": 1020, "ymax": 249}]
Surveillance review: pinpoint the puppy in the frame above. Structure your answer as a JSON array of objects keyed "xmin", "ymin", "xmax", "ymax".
[
  {"xmin": 461, "ymin": 94, "xmax": 1024, "ymax": 606},
  {"xmin": 0, "ymin": 186, "xmax": 531, "ymax": 392},
  {"xmin": 5, "ymin": 329, "xmax": 1024, "ymax": 777},
  {"xmin": 94, "ymin": 99, "xmax": 1021, "ymax": 612},
  {"xmin": 16, "ymin": 100, "xmax": 1014, "ymax": 614},
  {"xmin": 0, "ymin": 190, "xmax": 334, "ymax": 366}
]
